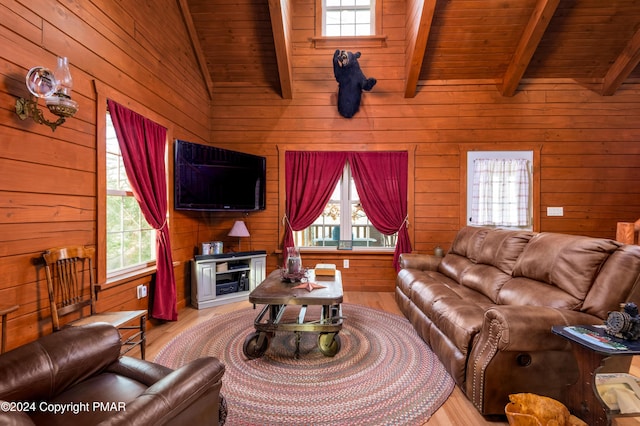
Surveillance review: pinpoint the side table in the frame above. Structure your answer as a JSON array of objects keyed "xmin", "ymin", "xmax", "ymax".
[{"xmin": 552, "ymin": 324, "xmax": 640, "ymax": 426}]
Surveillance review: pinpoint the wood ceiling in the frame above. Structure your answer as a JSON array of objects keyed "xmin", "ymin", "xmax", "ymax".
[{"xmin": 182, "ymin": 0, "xmax": 640, "ymax": 99}]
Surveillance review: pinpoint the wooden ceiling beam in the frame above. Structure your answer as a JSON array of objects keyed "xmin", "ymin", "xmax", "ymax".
[
  {"xmin": 178, "ymin": 0, "xmax": 214, "ymax": 100},
  {"xmin": 499, "ymin": 0, "xmax": 560, "ymax": 97},
  {"xmin": 601, "ymin": 28, "xmax": 640, "ymax": 96},
  {"xmin": 268, "ymin": 0, "xmax": 293, "ymax": 99},
  {"xmin": 404, "ymin": 0, "xmax": 436, "ymax": 98}
]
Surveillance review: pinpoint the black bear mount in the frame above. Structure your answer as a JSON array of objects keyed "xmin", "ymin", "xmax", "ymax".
[{"xmin": 333, "ymin": 50, "xmax": 377, "ymax": 118}]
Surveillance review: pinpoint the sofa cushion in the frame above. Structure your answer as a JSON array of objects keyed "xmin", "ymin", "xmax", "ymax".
[
  {"xmin": 476, "ymin": 228, "xmax": 534, "ymax": 275},
  {"xmin": 444, "ymin": 228, "xmax": 533, "ymax": 302},
  {"xmin": 497, "ymin": 277, "xmax": 583, "ymax": 310},
  {"xmin": 29, "ymin": 374, "xmax": 147, "ymax": 426},
  {"xmin": 512, "ymin": 233, "xmax": 619, "ymax": 301},
  {"xmin": 396, "ymin": 268, "xmax": 426, "ymax": 299},
  {"xmin": 429, "ymin": 296, "xmax": 487, "ymax": 355},
  {"xmin": 583, "ymin": 244, "xmax": 640, "ymax": 319},
  {"xmin": 439, "ymin": 253, "xmax": 475, "ymax": 283},
  {"xmin": 411, "ymin": 279, "xmax": 493, "ymax": 358},
  {"xmin": 411, "ymin": 275, "xmax": 484, "ymax": 315},
  {"xmin": 460, "ymin": 264, "xmax": 513, "ymax": 303},
  {"xmin": 449, "ymin": 226, "xmax": 489, "ymax": 263}
]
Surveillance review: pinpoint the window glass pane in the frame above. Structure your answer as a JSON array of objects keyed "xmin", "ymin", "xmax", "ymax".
[
  {"xmin": 355, "ymin": 10, "xmax": 370, "ymax": 24},
  {"xmin": 107, "ymin": 232, "xmax": 123, "ymax": 271},
  {"xmin": 341, "ymin": 0, "xmax": 356, "ymax": 6},
  {"xmin": 326, "ymin": 25, "xmax": 341, "ymax": 36},
  {"xmin": 106, "ymin": 124, "xmax": 119, "ymax": 154},
  {"xmin": 326, "ymin": 11, "xmax": 341, "ymax": 26},
  {"xmin": 341, "ymin": 10, "xmax": 355, "ymax": 24},
  {"xmin": 326, "ymin": 0, "xmax": 341, "ymax": 6},
  {"xmin": 106, "ymin": 153, "xmax": 120, "ymax": 189},
  {"xmin": 341, "ymin": 25, "xmax": 356, "ymax": 36},
  {"xmin": 106, "ymin": 115, "xmax": 131, "ymax": 192},
  {"xmin": 122, "ymin": 196, "xmax": 142, "ymax": 231},
  {"xmin": 355, "ymin": 24, "xmax": 370, "ymax": 36},
  {"xmin": 107, "ymin": 195, "xmax": 123, "ymax": 233},
  {"xmin": 139, "ymin": 229, "xmax": 155, "ymax": 261}
]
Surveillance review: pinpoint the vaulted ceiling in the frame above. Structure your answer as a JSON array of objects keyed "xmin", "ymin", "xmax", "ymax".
[{"xmin": 181, "ymin": 0, "xmax": 640, "ymax": 99}]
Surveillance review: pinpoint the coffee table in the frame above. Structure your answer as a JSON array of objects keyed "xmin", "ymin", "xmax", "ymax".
[{"xmin": 243, "ymin": 269, "xmax": 343, "ymax": 359}]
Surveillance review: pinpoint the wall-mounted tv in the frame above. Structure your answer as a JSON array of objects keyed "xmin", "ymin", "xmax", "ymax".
[{"xmin": 174, "ymin": 140, "xmax": 266, "ymax": 212}]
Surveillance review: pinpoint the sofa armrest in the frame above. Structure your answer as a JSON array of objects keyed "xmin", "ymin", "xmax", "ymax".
[
  {"xmin": 467, "ymin": 305, "xmax": 602, "ymax": 414},
  {"xmin": 0, "ymin": 323, "xmax": 122, "ymax": 403},
  {"xmin": 98, "ymin": 357, "xmax": 225, "ymax": 426},
  {"xmin": 482, "ymin": 305, "xmax": 602, "ymax": 352},
  {"xmin": 105, "ymin": 356, "xmax": 174, "ymax": 387},
  {"xmin": 398, "ymin": 253, "xmax": 441, "ymax": 271}
]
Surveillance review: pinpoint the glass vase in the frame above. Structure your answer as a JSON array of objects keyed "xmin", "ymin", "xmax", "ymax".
[{"xmin": 286, "ymin": 246, "xmax": 302, "ymax": 275}]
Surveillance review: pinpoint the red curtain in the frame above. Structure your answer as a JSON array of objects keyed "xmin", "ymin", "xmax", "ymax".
[
  {"xmin": 107, "ymin": 100, "xmax": 177, "ymax": 321},
  {"xmin": 348, "ymin": 151, "xmax": 411, "ymax": 271},
  {"xmin": 284, "ymin": 151, "xmax": 348, "ymax": 263}
]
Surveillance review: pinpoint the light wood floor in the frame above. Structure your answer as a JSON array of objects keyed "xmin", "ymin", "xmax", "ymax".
[{"xmin": 138, "ymin": 292, "xmax": 640, "ymax": 425}]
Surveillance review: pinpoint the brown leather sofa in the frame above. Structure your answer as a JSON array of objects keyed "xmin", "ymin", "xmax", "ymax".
[
  {"xmin": 396, "ymin": 226, "xmax": 640, "ymax": 415},
  {"xmin": 0, "ymin": 323, "xmax": 226, "ymax": 425}
]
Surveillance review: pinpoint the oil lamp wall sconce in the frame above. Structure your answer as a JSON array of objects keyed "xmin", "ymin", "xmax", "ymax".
[{"xmin": 15, "ymin": 56, "xmax": 78, "ymax": 131}]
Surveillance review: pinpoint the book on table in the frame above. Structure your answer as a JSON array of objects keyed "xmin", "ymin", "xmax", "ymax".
[{"xmin": 558, "ymin": 324, "xmax": 640, "ymax": 354}]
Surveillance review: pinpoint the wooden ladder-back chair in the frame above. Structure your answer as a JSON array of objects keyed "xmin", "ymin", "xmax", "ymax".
[{"xmin": 42, "ymin": 246, "xmax": 147, "ymax": 359}]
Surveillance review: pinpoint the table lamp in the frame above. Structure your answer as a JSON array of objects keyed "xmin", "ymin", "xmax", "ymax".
[{"xmin": 228, "ymin": 220, "xmax": 250, "ymax": 251}]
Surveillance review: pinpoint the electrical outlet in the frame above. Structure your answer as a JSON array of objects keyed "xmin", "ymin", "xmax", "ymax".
[
  {"xmin": 547, "ymin": 207, "xmax": 564, "ymax": 217},
  {"xmin": 343, "ymin": 259, "xmax": 349, "ymax": 269},
  {"xmin": 136, "ymin": 284, "xmax": 147, "ymax": 299}
]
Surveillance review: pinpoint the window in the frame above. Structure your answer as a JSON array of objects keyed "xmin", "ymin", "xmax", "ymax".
[
  {"xmin": 293, "ymin": 163, "xmax": 397, "ymax": 250},
  {"xmin": 105, "ymin": 112, "xmax": 155, "ymax": 274},
  {"xmin": 467, "ymin": 151, "xmax": 533, "ymax": 230},
  {"xmin": 323, "ymin": 0, "xmax": 376, "ymax": 36}
]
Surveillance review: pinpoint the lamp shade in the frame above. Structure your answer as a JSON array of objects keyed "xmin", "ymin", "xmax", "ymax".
[{"xmin": 228, "ymin": 220, "xmax": 250, "ymax": 238}]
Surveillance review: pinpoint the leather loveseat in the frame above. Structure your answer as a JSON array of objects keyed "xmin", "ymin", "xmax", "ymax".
[
  {"xmin": 396, "ymin": 226, "xmax": 640, "ymax": 415},
  {"xmin": 0, "ymin": 323, "xmax": 226, "ymax": 425}
]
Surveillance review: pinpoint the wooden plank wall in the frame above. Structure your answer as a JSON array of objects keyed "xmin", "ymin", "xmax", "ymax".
[
  {"xmin": 0, "ymin": 0, "xmax": 640, "ymax": 351},
  {"xmin": 0, "ymin": 0, "xmax": 210, "ymax": 350},
  {"xmin": 208, "ymin": 0, "xmax": 640, "ymax": 297}
]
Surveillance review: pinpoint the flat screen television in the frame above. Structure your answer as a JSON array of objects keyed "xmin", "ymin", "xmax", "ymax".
[{"xmin": 174, "ymin": 140, "xmax": 266, "ymax": 212}]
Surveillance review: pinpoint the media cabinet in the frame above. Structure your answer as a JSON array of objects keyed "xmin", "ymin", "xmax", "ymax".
[{"xmin": 191, "ymin": 250, "xmax": 267, "ymax": 309}]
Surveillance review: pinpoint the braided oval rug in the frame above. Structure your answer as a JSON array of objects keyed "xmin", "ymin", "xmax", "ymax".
[{"xmin": 154, "ymin": 303, "xmax": 454, "ymax": 425}]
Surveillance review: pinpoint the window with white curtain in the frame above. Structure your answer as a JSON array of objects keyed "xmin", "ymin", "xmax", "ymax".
[{"xmin": 467, "ymin": 151, "xmax": 532, "ymax": 230}]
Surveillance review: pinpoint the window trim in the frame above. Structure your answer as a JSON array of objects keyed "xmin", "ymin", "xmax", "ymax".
[
  {"xmin": 95, "ymin": 81, "xmax": 171, "ymax": 286},
  {"xmin": 312, "ymin": 0, "xmax": 386, "ymax": 48}
]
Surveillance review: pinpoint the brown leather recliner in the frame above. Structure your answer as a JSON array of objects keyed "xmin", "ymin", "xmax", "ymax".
[
  {"xmin": 396, "ymin": 226, "xmax": 640, "ymax": 416},
  {"xmin": 0, "ymin": 323, "xmax": 226, "ymax": 425}
]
